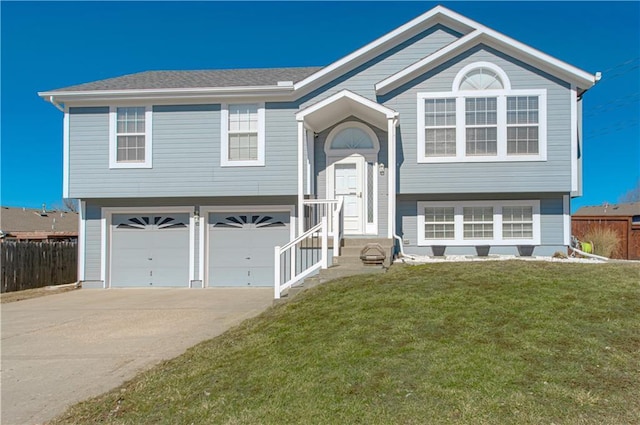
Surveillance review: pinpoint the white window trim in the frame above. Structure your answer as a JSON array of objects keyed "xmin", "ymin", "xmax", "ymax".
[
  {"xmin": 108, "ymin": 106, "xmax": 153, "ymax": 169},
  {"xmin": 417, "ymin": 89, "xmax": 547, "ymax": 163},
  {"xmin": 220, "ymin": 102, "xmax": 266, "ymax": 167},
  {"xmin": 417, "ymin": 200, "xmax": 541, "ymax": 246}
]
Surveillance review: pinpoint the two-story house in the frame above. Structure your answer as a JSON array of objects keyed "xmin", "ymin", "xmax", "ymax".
[{"xmin": 39, "ymin": 6, "xmax": 598, "ymax": 295}]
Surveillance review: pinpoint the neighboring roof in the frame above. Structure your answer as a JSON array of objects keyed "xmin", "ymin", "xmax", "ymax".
[
  {"xmin": 38, "ymin": 5, "xmax": 597, "ymax": 103},
  {"xmin": 574, "ymin": 203, "xmax": 640, "ymax": 217},
  {"xmin": 0, "ymin": 207, "xmax": 78, "ymax": 235},
  {"xmin": 48, "ymin": 67, "xmax": 322, "ymax": 92}
]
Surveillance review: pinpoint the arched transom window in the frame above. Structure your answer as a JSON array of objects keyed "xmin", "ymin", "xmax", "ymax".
[
  {"xmin": 417, "ymin": 61, "xmax": 546, "ymax": 163},
  {"xmin": 330, "ymin": 127, "xmax": 375, "ymax": 150},
  {"xmin": 458, "ymin": 67, "xmax": 504, "ymax": 91}
]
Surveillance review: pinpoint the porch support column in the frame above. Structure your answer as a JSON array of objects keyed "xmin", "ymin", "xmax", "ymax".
[
  {"xmin": 387, "ymin": 116, "xmax": 397, "ymax": 239},
  {"xmin": 297, "ymin": 120, "xmax": 305, "ymax": 237}
]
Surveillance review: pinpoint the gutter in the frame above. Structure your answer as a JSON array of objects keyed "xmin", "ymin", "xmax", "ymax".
[{"xmin": 48, "ymin": 96, "xmax": 64, "ymax": 112}]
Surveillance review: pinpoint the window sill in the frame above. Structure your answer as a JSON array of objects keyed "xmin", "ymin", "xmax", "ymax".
[
  {"xmin": 418, "ymin": 239, "xmax": 538, "ymax": 246},
  {"xmin": 109, "ymin": 162, "xmax": 152, "ymax": 169},
  {"xmin": 220, "ymin": 160, "xmax": 265, "ymax": 167},
  {"xmin": 417, "ymin": 155, "xmax": 546, "ymax": 164}
]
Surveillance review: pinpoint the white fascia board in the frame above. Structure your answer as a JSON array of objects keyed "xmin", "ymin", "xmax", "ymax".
[
  {"xmin": 296, "ymin": 89, "xmax": 397, "ymax": 122},
  {"xmin": 293, "ymin": 6, "xmax": 475, "ymax": 93},
  {"xmin": 38, "ymin": 85, "xmax": 294, "ymax": 103},
  {"xmin": 376, "ymin": 29, "xmax": 596, "ymax": 95},
  {"xmin": 376, "ymin": 30, "xmax": 483, "ymax": 94},
  {"xmin": 481, "ymin": 28, "xmax": 596, "ymax": 88}
]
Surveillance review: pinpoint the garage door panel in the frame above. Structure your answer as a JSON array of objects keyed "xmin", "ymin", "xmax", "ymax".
[
  {"xmin": 209, "ymin": 211, "xmax": 290, "ymax": 287},
  {"xmin": 111, "ymin": 213, "xmax": 190, "ymax": 288}
]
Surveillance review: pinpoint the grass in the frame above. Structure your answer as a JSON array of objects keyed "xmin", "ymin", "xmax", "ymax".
[{"xmin": 51, "ymin": 261, "xmax": 639, "ymax": 425}]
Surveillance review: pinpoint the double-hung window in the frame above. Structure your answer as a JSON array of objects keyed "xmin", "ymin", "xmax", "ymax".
[
  {"xmin": 417, "ymin": 62, "xmax": 546, "ymax": 163},
  {"xmin": 417, "ymin": 200, "xmax": 540, "ymax": 245},
  {"xmin": 109, "ymin": 106, "xmax": 152, "ymax": 168},
  {"xmin": 221, "ymin": 103, "xmax": 265, "ymax": 167},
  {"xmin": 424, "ymin": 206, "xmax": 455, "ymax": 239},
  {"xmin": 424, "ymin": 98, "xmax": 456, "ymax": 157}
]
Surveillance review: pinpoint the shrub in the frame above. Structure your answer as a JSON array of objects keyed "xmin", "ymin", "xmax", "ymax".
[{"xmin": 581, "ymin": 226, "xmax": 621, "ymax": 258}]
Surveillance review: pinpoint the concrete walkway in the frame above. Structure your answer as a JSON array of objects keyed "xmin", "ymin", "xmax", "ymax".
[{"xmin": 1, "ymin": 288, "xmax": 273, "ymax": 425}]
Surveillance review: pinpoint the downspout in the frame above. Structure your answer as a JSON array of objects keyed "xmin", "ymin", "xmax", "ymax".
[
  {"xmin": 388, "ymin": 115, "xmax": 415, "ymax": 260},
  {"xmin": 49, "ymin": 96, "xmax": 64, "ymax": 112}
]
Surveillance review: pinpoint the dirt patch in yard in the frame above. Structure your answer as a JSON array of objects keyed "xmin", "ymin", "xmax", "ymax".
[{"xmin": 1, "ymin": 283, "xmax": 80, "ymax": 304}]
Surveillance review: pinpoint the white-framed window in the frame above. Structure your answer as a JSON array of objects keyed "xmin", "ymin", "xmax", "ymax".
[
  {"xmin": 417, "ymin": 62, "xmax": 547, "ymax": 163},
  {"xmin": 463, "ymin": 206, "xmax": 494, "ymax": 239},
  {"xmin": 502, "ymin": 206, "xmax": 534, "ymax": 239},
  {"xmin": 221, "ymin": 103, "xmax": 265, "ymax": 167},
  {"xmin": 424, "ymin": 206, "xmax": 455, "ymax": 239},
  {"xmin": 424, "ymin": 98, "xmax": 456, "ymax": 157},
  {"xmin": 109, "ymin": 106, "xmax": 152, "ymax": 169},
  {"xmin": 417, "ymin": 200, "xmax": 540, "ymax": 246}
]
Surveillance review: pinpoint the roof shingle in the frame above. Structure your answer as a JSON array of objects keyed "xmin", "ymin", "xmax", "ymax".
[{"xmin": 49, "ymin": 67, "xmax": 323, "ymax": 92}]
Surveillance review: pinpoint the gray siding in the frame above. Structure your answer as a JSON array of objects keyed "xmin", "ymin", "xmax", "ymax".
[
  {"xmin": 300, "ymin": 25, "xmax": 462, "ymax": 106},
  {"xmin": 382, "ymin": 45, "xmax": 573, "ymax": 194},
  {"xmin": 397, "ymin": 194, "xmax": 567, "ymax": 257},
  {"xmin": 84, "ymin": 204, "xmax": 102, "ymax": 282},
  {"xmin": 68, "ymin": 104, "xmax": 298, "ymax": 199}
]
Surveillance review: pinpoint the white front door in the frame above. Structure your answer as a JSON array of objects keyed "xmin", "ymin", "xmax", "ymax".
[{"xmin": 333, "ymin": 159, "xmax": 364, "ymax": 234}]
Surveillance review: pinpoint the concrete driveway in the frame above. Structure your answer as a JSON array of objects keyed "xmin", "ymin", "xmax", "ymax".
[{"xmin": 1, "ymin": 288, "xmax": 273, "ymax": 425}]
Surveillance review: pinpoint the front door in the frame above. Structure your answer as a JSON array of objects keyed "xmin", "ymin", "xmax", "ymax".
[{"xmin": 333, "ymin": 158, "xmax": 364, "ymax": 234}]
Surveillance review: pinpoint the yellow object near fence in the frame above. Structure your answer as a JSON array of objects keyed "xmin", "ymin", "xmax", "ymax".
[{"xmin": 581, "ymin": 241, "xmax": 593, "ymax": 254}]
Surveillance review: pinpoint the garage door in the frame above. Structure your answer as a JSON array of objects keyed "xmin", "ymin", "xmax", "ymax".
[
  {"xmin": 208, "ymin": 211, "xmax": 291, "ymax": 287},
  {"xmin": 111, "ymin": 213, "xmax": 190, "ymax": 287}
]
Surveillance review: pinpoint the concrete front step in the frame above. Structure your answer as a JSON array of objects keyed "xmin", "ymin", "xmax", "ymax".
[{"xmin": 341, "ymin": 238, "xmax": 394, "ymax": 248}]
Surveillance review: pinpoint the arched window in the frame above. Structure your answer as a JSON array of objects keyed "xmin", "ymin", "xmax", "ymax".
[
  {"xmin": 330, "ymin": 127, "xmax": 375, "ymax": 150},
  {"xmin": 458, "ymin": 67, "xmax": 504, "ymax": 91}
]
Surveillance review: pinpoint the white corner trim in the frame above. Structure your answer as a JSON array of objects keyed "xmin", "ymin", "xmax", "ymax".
[
  {"xmin": 387, "ymin": 117, "xmax": 396, "ymax": 239},
  {"xmin": 220, "ymin": 102, "xmax": 266, "ymax": 167},
  {"xmin": 188, "ymin": 215, "xmax": 196, "ymax": 282},
  {"xmin": 62, "ymin": 107, "xmax": 70, "ymax": 198},
  {"xmin": 563, "ymin": 195, "xmax": 571, "ymax": 246},
  {"xmin": 570, "ymin": 86, "xmax": 578, "ymax": 192},
  {"xmin": 297, "ymin": 121, "xmax": 305, "ymax": 236},
  {"xmin": 78, "ymin": 200, "xmax": 86, "ymax": 281},
  {"xmin": 100, "ymin": 210, "xmax": 107, "ymax": 288},
  {"xmin": 417, "ymin": 200, "xmax": 541, "ymax": 246},
  {"xmin": 198, "ymin": 213, "xmax": 205, "ymax": 284},
  {"xmin": 108, "ymin": 106, "xmax": 153, "ymax": 169},
  {"xmin": 452, "ymin": 61, "xmax": 512, "ymax": 91}
]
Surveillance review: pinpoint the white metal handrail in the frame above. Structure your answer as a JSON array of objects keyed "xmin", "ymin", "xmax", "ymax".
[{"xmin": 274, "ymin": 216, "xmax": 328, "ymax": 299}]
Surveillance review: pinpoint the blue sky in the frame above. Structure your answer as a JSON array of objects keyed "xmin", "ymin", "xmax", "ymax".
[{"xmin": 1, "ymin": 1, "xmax": 638, "ymax": 212}]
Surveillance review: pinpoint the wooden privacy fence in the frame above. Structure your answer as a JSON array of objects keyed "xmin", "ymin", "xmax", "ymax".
[{"xmin": 1, "ymin": 241, "xmax": 77, "ymax": 293}]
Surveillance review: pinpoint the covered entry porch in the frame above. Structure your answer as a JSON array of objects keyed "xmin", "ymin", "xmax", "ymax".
[{"xmin": 295, "ymin": 90, "xmax": 399, "ymax": 239}]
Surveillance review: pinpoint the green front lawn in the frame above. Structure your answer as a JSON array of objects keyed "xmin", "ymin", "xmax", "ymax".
[{"xmin": 53, "ymin": 261, "xmax": 640, "ymax": 424}]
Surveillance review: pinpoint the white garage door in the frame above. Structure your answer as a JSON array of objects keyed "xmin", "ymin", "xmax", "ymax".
[
  {"xmin": 208, "ymin": 211, "xmax": 291, "ymax": 287},
  {"xmin": 111, "ymin": 214, "xmax": 190, "ymax": 287}
]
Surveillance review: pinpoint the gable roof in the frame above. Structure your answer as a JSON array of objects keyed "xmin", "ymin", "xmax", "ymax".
[
  {"xmin": 38, "ymin": 5, "xmax": 597, "ymax": 104},
  {"xmin": 48, "ymin": 67, "xmax": 322, "ymax": 92},
  {"xmin": 574, "ymin": 203, "xmax": 640, "ymax": 217},
  {"xmin": 0, "ymin": 207, "xmax": 78, "ymax": 235}
]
